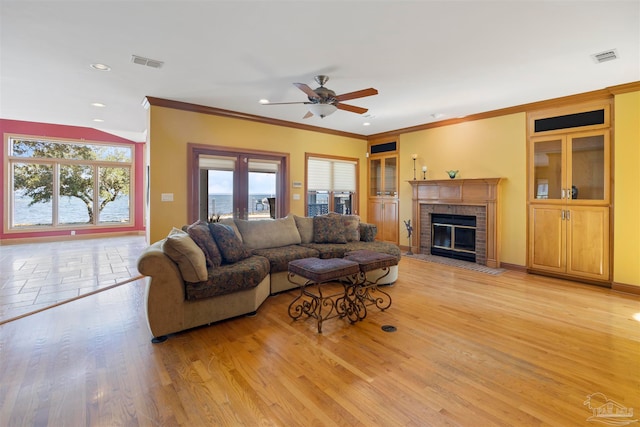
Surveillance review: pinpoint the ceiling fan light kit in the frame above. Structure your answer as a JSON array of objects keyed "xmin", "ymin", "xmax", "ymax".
[
  {"xmin": 308, "ymin": 103, "xmax": 337, "ymax": 118},
  {"xmin": 264, "ymin": 75, "xmax": 378, "ymax": 119}
]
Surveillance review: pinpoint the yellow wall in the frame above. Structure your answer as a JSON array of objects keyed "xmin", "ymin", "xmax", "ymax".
[
  {"xmin": 147, "ymin": 90, "xmax": 639, "ymax": 287},
  {"xmin": 397, "ymin": 113, "xmax": 527, "ymax": 266},
  {"xmin": 613, "ymin": 91, "xmax": 640, "ymax": 287},
  {"xmin": 147, "ymin": 106, "xmax": 367, "ymax": 243}
]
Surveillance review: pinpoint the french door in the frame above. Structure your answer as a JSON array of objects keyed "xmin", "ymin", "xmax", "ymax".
[{"xmin": 188, "ymin": 145, "xmax": 288, "ymax": 222}]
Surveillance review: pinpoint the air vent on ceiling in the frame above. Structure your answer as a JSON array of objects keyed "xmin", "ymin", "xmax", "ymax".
[
  {"xmin": 591, "ymin": 49, "xmax": 619, "ymax": 63},
  {"xmin": 131, "ymin": 55, "xmax": 164, "ymax": 69}
]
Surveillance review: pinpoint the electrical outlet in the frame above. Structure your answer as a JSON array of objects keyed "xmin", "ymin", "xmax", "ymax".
[{"xmin": 70, "ymin": 230, "xmax": 76, "ymax": 235}]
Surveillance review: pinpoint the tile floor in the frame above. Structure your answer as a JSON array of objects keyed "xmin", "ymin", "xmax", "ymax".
[{"xmin": 0, "ymin": 235, "xmax": 148, "ymax": 322}]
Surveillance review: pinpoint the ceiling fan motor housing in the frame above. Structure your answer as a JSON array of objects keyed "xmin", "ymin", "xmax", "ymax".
[{"xmin": 310, "ymin": 86, "xmax": 337, "ymax": 105}]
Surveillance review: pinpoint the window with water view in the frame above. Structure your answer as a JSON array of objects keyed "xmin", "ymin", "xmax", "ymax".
[{"xmin": 7, "ymin": 138, "xmax": 134, "ymax": 230}]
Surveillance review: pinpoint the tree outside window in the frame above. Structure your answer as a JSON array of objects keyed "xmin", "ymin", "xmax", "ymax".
[{"xmin": 8, "ymin": 138, "xmax": 133, "ymax": 229}]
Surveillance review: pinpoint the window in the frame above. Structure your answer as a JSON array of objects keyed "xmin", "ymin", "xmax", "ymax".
[
  {"xmin": 6, "ymin": 137, "xmax": 133, "ymax": 231},
  {"xmin": 189, "ymin": 145, "xmax": 288, "ymax": 222},
  {"xmin": 306, "ymin": 154, "xmax": 358, "ymax": 216}
]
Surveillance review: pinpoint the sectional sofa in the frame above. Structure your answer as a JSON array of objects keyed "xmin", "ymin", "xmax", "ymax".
[{"xmin": 136, "ymin": 213, "xmax": 400, "ymax": 341}]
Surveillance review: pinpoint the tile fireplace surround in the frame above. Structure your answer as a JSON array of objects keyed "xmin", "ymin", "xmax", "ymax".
[{"xmin": 408, "ymin": 178, "xmax": 502, "ymax": 268}]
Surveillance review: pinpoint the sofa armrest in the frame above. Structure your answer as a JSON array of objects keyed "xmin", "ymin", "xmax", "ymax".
[
  {"xmin": 137, "ymin": 240, "xmax": 187, "ymax": 337},
  {"xmin": 359, "ymin": 222, "xmax": 378, "ymax": 242}
]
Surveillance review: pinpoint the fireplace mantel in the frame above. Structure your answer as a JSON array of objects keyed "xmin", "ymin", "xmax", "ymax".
[{"xmin": 408, "ymin": 178, "xmax": 503, "ymax": 267}]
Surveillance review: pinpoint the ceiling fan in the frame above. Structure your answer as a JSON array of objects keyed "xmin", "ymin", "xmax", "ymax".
[{"xmin": 263, "ymin": 75, "xmax": 378, "ymax": 118}]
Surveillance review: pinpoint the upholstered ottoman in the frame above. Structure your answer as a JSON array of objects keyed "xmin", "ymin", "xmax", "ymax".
[
  {"xmin": 343, "ymin": 249, "xmax": 397, "ymax": 312},
  {"xmin": 287, "ymin": 257, "xmax": 362, "ymax": 332}
]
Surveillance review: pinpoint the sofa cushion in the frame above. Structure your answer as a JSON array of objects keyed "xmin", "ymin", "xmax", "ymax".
[
  {"xmin": 300, "ymin": 243, "xmax": 350, "ymax": 259},
  {"xmin": 209, "ymin": 223, "xmax": 252, "ymax": 264},
  {"xmin": 184, "ymin": 255, "xmax": 270, "ymax": 300},
  {"xmin": 294, "ymin": 215, "xmax": 314, "ymax": 244},
  {"xmin": 344, "ymin": 241, "xmax": 402, "ymax": 260},
  {"xmin": 162, "ymin": 228, "xmax": 208, "ymax": 282},
  {"xmin": 252, "ymin": 245, "xmax": 320, "ymax": 273},
  {"xmin": 327, "ymin": 213, "xmax": 360, "ymax": 242},
  {"xmin": 187, "ymin": 220, "xmax": 222, "ymax": 268},
  {"xmin": 313, "ymin": 215, "xmax": 347, "ymax": 244},
  {"xmin": 235, "ymin": 215, "xmax": 301, "ymax": 250}
]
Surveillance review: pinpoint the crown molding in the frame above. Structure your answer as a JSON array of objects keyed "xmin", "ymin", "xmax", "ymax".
[
  {"xmin": 145, "ymin": 81, "xmax": 639, "ymax": 143},
  {"xmin": 144, "ymin": 97, "xmax": 368, "ymax": 140},
  {"xmin": 367, "ymin": 80, "xmax": 640, "ymax": 141}
]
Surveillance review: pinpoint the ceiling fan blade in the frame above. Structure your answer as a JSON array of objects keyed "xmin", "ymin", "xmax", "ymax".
[
  {"xmin": 263, "ymin": 101, "xmax": 310, "ymax": 105},
  {"xmin": 302, "ymin": 111, "xmax": 313, "ymax": 119},
  {"xmin": 293, "ymin": 83, "xmax": 319, "ymax": 99},
  {"xmin": 335, "ymin": 88, "xmax": 378, "ymax": 102},
  {"xmin": 337, "ymin": 103, "xmax": 368, "ymax": 114}
]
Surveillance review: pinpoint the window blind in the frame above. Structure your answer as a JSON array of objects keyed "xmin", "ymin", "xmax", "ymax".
[
  {"xmin": 308, "ymin": 157, "xmax": 356, "ymax": 192},
  {"xmin": 199, "ymin": 155, "xmax": 236, "ymax": 171}
]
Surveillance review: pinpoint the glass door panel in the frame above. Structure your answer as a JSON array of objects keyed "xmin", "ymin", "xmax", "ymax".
[
  {"xmin": 384, "ymin": 157, "xmax": 397, "ymax": 196},
  {"xmin": 532, "ymin": 138, "xmax": 563, "ymax": 200},
  {"xmin": 199, "ymin": 155, "xmax": 236, "ymax": 221},
  {"xmin": 369, "ymin": 158, "xmax": 382, "ymax": 196},
  {"xmin": 570, "ymin": 134, "xmax": 605, "ymax": 201},
  {"xmin": 248, "ymin": 159, "xmax": 278, "ymax": 219}
]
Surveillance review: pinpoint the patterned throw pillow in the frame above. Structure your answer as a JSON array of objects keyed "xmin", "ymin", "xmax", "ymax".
[
  {"xmin": 326, "ymin": 213, "xmax": 360, "ymax": 242},
  {"xmin": 209, "ymin": 223, "xmax": 252, "ymax": 264},
  {"xmin": 187, "ymin": 220, "xmax": 222, "ymax": 268},
  {"xmin": 313, "ymin": 215, "xmax": 347, "ymax": 244}
]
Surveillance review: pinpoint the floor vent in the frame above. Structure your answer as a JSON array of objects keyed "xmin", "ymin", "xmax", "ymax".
[
  {"xmin": 131, "ymin": 55, "xmax": 164, "ymax": 69},
  {"xmin": 591, "ymin": 49, "xmax": 618, "ymax": 63}
]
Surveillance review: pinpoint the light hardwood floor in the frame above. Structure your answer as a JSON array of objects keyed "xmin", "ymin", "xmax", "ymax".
[{"xmin": 1, "ymin": 256, "xmax": 639, "ymax": 426}]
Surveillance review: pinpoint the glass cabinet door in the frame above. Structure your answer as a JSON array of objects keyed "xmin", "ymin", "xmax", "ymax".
[
  {"xmin": 369, "ymin": 158, "xmax": 382, "ymax": 197},
  {"xmin": 569, "ymin": 133, "xmax": 606, "ymax": 202},
  {"xmin": 532, "ymin": 138, "xmax": 564, "ymax": 200},
  {"xmin": 384, "ymin": 156, "xmax": 397, "ymax": 196}
]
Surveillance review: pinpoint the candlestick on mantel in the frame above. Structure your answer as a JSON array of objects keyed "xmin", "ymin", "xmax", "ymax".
[
  {"xmin": 422, "ymin": 166, "xmax": 427, "ymax": 180},
  {"xmin": 411, "ymin": 154, "xmax": 417, "ymax": 180}
]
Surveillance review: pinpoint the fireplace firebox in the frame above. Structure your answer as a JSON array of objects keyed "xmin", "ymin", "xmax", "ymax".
[{"xmin": 431, "ymin": 214, "xmax": 477, "ymax": 262}]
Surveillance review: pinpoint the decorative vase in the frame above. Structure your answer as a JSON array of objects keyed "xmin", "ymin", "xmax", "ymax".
[{"xmin": 446, "ymin": 170, "xmax": 459, "ymax": 179}]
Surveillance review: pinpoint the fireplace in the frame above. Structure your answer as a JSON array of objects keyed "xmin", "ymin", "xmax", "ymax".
[
  {"xmin": 431, "ymin": 213, "xmax": 477, "ymax": 262},
  {"xmin": 409, "ymin": 178, "xmax": 502, "ymax": 268},
  {"xmin": 420, "ymin": 204, "xmax": 486, "ymax": 264}
]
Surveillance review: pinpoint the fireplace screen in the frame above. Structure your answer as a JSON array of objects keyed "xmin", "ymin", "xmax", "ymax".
[{"xmin": 431, "ymin": 214, "xmax": 476, "ymax": 262}]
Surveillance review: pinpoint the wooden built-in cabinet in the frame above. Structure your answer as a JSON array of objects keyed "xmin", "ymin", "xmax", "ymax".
[
  {"xmin": 367, "ymin": 140, "xmax": 399, "ymax": 244},
  {"xmin": 527, "ymin": 101, "xmax": 612, "ymax": 283}
]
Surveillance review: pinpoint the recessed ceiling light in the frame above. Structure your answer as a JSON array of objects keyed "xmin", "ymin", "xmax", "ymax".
[
  {"xmin": 363, "ymin": 122, "xmax": 371, "ymax": 126},
  {"xmin": 90, "ymin": 63, "xmax": 111, "ymax": 71},
  {"xmin": 91, "ymin": 102, "xmax": 106, "ymax": 107},
  {"xmin": 92, "ymin": 118, "xmax": 104, "ymax": 122},
  {"xmin": 259, "ymin": 99, "xmax": 270, "ymax": 104}
]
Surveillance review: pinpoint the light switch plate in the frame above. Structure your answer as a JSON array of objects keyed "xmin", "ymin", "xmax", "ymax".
[{"xmin": 292, "ymin": 193, "xmax": 300, "ymax": 200}]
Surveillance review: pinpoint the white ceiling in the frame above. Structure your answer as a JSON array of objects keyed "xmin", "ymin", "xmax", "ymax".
[{"xmin": 1, "ymin": 1, "xmax": 639, "ymax": 142}]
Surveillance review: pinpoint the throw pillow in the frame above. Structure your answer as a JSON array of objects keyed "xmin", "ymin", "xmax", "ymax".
[
  {"xmin": 187, "ymin": 220, "xmax": 222, "ymax": 268},
  {"xmin": 327, "ymin": 212, "xmax": 361, "ymax": 242},
  {"xmin": 209, "ymin": 223, "xmax": 252, "ymax": 264},
  {"xmin": 313, "ymin": 215, "xmax": 347, "ymax": 244},
  {"xmin": 163, "ymin": 228, "xmax": 208, "ymax": 282},
  {"xmin": 219, "ymin": 218, "xmax": 243, "ymax": 242},
  {"xmin": 294, "ymin": 215, "xmax": 314, "ymax": 244},
  {"xmin": 235, "ymin": 214, "xmax": 302, "ymax": 249}
]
